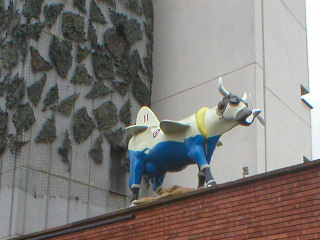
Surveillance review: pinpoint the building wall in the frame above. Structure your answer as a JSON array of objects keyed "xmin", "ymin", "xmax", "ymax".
[
  {"xmin": 150, "ymin": 0, "xmax": 311, "ymax": 191},
  {"xmin": 0, "ymin": 0, "xmax": 153, "ymax": 238},
  {"xmin": 262, "ymin": 0, "xmax": 311, "ymax": 171},
  {"xmin": 16, "ymin": 160, "xmax": 320, "ymax": 240}
]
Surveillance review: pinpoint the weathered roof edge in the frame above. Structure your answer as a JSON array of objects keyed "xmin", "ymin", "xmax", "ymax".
[{"xmin": 13, "ymin": 159, "xmax": 320, "ymax": 240}]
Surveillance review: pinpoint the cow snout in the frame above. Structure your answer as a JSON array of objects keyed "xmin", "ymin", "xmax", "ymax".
[
  {"xmin": 236, "ymin": 108, "xmax": 261, "ymax": 126},
  {"xmin": 235, "ymin": 108, "xmax": 254, "ymax": 126}
]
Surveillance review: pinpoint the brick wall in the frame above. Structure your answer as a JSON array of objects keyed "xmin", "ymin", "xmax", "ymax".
[{"xmin": 15, "ymin": 160, "xmax": 320, "ymax": 240}]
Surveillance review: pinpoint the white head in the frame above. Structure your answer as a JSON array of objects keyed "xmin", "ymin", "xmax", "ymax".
[{"xmin": 217, "ymin": 77, "xmax": 261, "ymax": 127}]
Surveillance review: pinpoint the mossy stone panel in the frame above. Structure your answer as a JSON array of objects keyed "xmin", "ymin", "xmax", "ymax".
[
  {"xmin": 144, "ymin": 20, "xmax": 153, "ymax": 42},
  {"xmin": 58, "ymin": 130, "xmax": 72, "ymax": 171},
  {"xmin": 109, "ymin": 10, "xmax": 143, "ymax": 45},
  {"xmin": 146, "ymin": 40, "xmax": 153, "ymax": 59},
  {"xmin": 11, "ymin": 22, "xmax": 45, "ymax": 62},
  {"xmin": 8, "ymin": 134, "xmax": 28, "ymax": 155},
  {"xmin": 89, "ymin": 1, "xmax": 107, "ymax": 24},
  {"xmin": 109, "ymin": 9, "xmax": 127, "ymax": 27},
  {"xmin": 104, "ymin": 28, "xmax": 128, "ymax": 61},
  {"xmin": 13, "ymin": 22, "xmax": 45, "ymax": 41},
  {"xmin": 0, "ymin": 72, "xmax": 12, "ymax": 97},
  {"xmin": 55, "ymin": 93, "xmax": 79, "ymax": 116},
  {"xmin": 25, "ymin": 22, "xmax": 45, "ymax": 41},
  {"xmin": 0, "ymin": 109, "xmax": 8, "ymax": 156},
  {"xmin": 88, "ymin": 21, "xmax": 99, "ymax": 49},
  {"xmin": 71, "ymin": 65, "xmax": 93, "ymax": 85},
  {"xmin": 6, "ymin": 74, "xmax": 25, "ymax": 110},
  {"xmin": 141, "ymin": 0, "xmax": 154, "ymax": 19},
  {"xmin": 30, "ymin": 46, "xmax": 52, "ymax": 73},
  {"xmin": 49, "ymin": 36, "xmax": 73, "ymax": 79},
  {"xmin": 99, "ymin": 0, "xmax": 115, "ymax": 7},
  {"xmin": 105, "ymin": 127, "xmax": 124, "ymax": 148},
  {"xmin": 12, "ymin": 103, "xmax": 36, "ymax": 135},
  {"xmin": 132, "ymin": 78, "xmax": 151, "ymax": 106},
  {"xmin": 35, "ymin": 115, "xmax": 57, "ymax": 143},
  {"xmin": 93, "ymin": 101, "xmax": 117, "ymax": 132},
  {"xmin": 74, "ymin": 0, "xmax": 86, "ymax": 14},
  {"xmin": 116, "ymin": 56, "xmax": 139, "ymax": 84},
  {"xmin": 27, "ymin": 73, "xmax": 47, "ymax": 107},
  {"xmin": 0, "ymin": 109, "xmax": 8, "ymax": 135},
  {"xmin": 0, "ymin": 80, "xmax": 5, "ymax": 97},
  {"xmin": 43, "ymin": 84, "xmax": 59, "ymax": 111},
  {"xmin": 0, "ymin": 136, "xmax": 7, "ymax": 156},
  {"xmin": 144, "ymin": 56, "xmax": 153, "ymax": 82},
  {"xmin": 0, "ymin": 72, "xmax": 12, "ymax": 98},
  {"xmin": 112, "ymin": 80, "xmax": 129, "ymax": 96},
  {"xmin": 0, "ymin": 41, "xmax": 18, "ymax": 70},
  {"xmin": 44, "ymin": 3, "xmax": 64, "ymax": 28},
  {"xmin": 92, "ymin": 51, "xmax": 114, "ymax": 81},
  {"xmin": 124, "ymin": 18, "xmax": 143, "ymax": 45},
  {"xmin": 119, "ymin": 99, "xmax": 131, "ymax": 126},
  {"xmin": 131, "ymin": 49, "xmax": 145, "ymax": 74},
  {"xmin": 0, "ymin": 2, "xmax": 20, "ymax": 35},
  {"xmin": 72, "ymin": 107, "xmax": 95, "ymax": 143},
  {"xmin": 85, "ymin": 81, "xmax": 113, "ymax": 99},
  {"xmin": 62, "ymin": 12, "xmax": 86, "ymax": 42},
  {"xmin": 11, "ymin": 27, "xmax": 28, "ymax": 63},
  {"xmin": 125, "ymin": 0, "xmax": 142, "ymax": 15},
  {"xmin": 22, "ymin": 0, "xmax": 44, "ymax": 21},
  {"xmin": 89, "ymin": 135, "xmax": 103, "ymax": 164},
  {"xmin": 77, "ymin": 45, "xmax": 90, "ymax": 63}
]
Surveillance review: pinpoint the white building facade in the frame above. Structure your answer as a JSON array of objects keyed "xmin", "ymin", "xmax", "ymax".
[{"xmin": 151, "ymin": 0, "xmax": 311, "ymax": 189}]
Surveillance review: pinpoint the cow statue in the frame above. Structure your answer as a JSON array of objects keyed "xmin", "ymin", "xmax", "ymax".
[{"xmin": 125, "ymin": 78, "xmax": 263, "ymax": 203}]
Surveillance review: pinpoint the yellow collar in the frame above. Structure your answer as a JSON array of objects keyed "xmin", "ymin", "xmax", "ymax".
[{"xmin": 195, "ymin": 107, "xmax": 209, "ymax": 139}]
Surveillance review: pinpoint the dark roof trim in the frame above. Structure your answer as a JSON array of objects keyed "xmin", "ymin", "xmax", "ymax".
[{"xmin": 14, "ymin": 214, "xmax": 135, "ymax": 240}]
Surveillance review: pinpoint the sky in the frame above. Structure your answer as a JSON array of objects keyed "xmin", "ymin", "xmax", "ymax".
[{"xmin": 306, "ymin": 0, "xmax": 320, "ymax": 159}]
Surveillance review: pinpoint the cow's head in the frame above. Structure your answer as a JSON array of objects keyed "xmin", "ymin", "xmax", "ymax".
[{"xmin": 216, "ymin": 78, "xmax": 261, "ymax": 126}]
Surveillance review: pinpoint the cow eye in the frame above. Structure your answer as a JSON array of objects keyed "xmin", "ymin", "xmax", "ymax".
[
  {"xmin": 229, "ymin": 97, "xmax": 239, "ymax": 105},
  {"xmin": 218, "ymin": 101, "xmax": 226, "ymax": 111}
]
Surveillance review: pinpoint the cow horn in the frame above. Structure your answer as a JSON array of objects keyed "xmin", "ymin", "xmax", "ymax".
[
  {"xmin": 242, "ymin": 92, "xmax": 248, "ymax": 102},
  {"xmin": 218, "ymin": 77, "xmax": 229, "ymax": 97}
]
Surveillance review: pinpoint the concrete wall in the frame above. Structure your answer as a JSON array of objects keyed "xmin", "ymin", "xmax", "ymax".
[
  {"xmin": 150, "ymin": 0, "xmax": 311, "ymax": 191},
  {"xmin": 262, "ymin": 0, "xmax": 311, "ymax": 170}
]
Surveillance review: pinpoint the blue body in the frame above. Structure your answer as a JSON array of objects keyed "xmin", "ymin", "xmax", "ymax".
[{"xmin": 129, "ymin": 134, "xmax": 221, "ymax": 191}]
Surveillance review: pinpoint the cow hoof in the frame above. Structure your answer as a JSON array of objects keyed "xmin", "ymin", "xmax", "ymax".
[
  {"xmin": 205, "ymin": 180, "xmax": 217, "ymax": 188},
  {"xmin": 130, "ymin": 200, "xmax": 138, "ymax": 207}
]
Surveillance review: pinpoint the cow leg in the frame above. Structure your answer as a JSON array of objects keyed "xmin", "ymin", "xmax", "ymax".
[
  {"xmin": 128, "ymin": 151, "xmax": 145, "ymax": 203},
  {"xmin": 201, "ymin": 165, "xmax": 216, "ymax": 187},
  {"xmin": 131, "ymin": 186, "xmax": 140, "ymax": 202},
  {"xmin": 197, "ymin": 166, "xmax": 206, "ymax": 188},
  {"xmin": 186, "ymin": 136, "xmax": 216, "ymax": 187},
  {"xmin": 151, "ymin": 176, "xmax": 165, "ymax": 194}
]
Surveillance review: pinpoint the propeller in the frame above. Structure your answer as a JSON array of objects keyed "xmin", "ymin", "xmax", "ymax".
[{"xmin": 248, "ymin": 94, "xmax": 266, "ymax": 126}]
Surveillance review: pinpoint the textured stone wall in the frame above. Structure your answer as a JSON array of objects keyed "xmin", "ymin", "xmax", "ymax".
[{"xmin": 0, "ymin": 0, "xmax": 153, "ymax": 236}]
